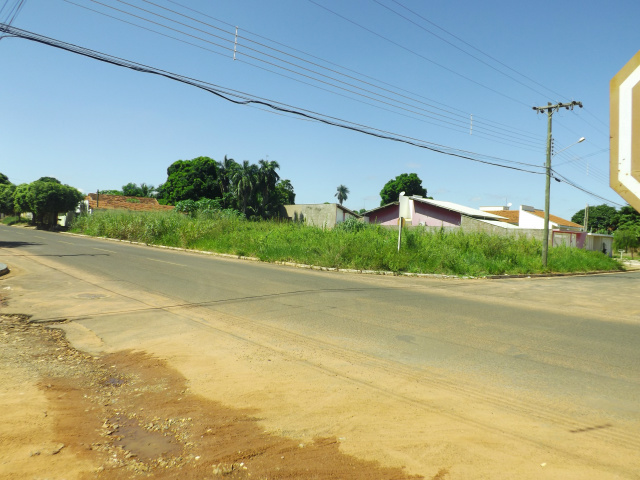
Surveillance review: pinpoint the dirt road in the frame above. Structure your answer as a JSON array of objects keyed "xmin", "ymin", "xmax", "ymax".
[
  {"xmin": 1, "ymin": 230, "xmax": 639, "ymax": 479},
  {"xmin": 0, "ymin": 312, "xmax": 424, "ymax": 479}
]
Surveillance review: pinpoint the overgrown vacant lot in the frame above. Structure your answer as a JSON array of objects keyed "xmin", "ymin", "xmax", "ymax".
[{"xmin": 71, "ymin": 210, "xmax": 622, "ymax": 276}]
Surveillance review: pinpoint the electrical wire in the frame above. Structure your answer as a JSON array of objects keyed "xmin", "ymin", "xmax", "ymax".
[
  {"xmin": 163, "ymin": 0, "xmax": 543, "ymax": 143},
  {"xmin": 371, "ymin": 0, "xmax": 557, "ymax": 100},
  {"xmin": 551, "ymin": 170, "xmax": 622, "ymax": 206},
  {"xmin": 0, "ymin": 23, "xmax": 546, "ymax": 175},
  {"xmin": 120, "ymin": 0, "xmax": 544, "ymax": 146},
  {"xmin": 385, "ymin": 0, "xmax": 568, "ymax": 100},
  {"xmin": 307, "ymin": 0, "xmax": 530, "ymax": 107},
  {"xmin": 0, "ymin": 0, "xmax": 25, "ymax": 39},
  {"xmin": 69, "ymin": 0, "xmax": 545, "ymax": 150},
  {"xmin": 2, "ymin": 22, "xmax": 621, "ymax": 205}
]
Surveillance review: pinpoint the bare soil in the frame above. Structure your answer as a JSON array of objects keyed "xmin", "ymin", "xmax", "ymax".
[{"xmin": 0, "ymin": 312, "xmax": 427, "ymax": 480}]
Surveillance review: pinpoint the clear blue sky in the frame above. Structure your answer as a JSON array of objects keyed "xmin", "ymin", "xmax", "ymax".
[{"xmin": 1, "ymin": 0, "xmax": 639, "ymax": 219}]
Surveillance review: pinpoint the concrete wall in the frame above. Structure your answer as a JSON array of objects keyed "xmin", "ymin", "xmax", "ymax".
[
  {"xmin": 375, "ymin": 216, "xmax": 546, "ymax": 241},
  {"xmin": 283, "ymin": 204, "xmax": 339, "ymax": 228},
  {"xmin": 458, "ymin": 216, "xmax": 546, "ymax": 241}
]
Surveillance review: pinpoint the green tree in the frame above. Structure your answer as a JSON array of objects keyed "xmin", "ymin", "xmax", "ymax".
[
  {"xmin": 122, "ymin": 182, "xmax": 143, "ymax": 197},
  {"xmin": 14, "ymin": 179, "xmax": 83, "ymax": 225},
  {"xmin": 613, "ymin": 228, "xmax": 639, "ymax": 258},
  {"xmin": 216, "ymin": 156, "xmax": 238, "ymax": 197},
  {"xmin": 232, "ymin": 160, "xmax": 258, "ymax": 215},
  {"xmin": 274, "ymin": 179, "xmax": 295, "ymax": 206},
  {"xmin": 121, "ymin": 182, "xmax": 156, "ymax": 197},
  {"xmin": 335, "ymin": 185, "xmax": 349, "ymax": 205},
  {"xmin": 0, "ymin": 173, "xmax": 10, "ymax": 185},
  {"xmin": 37, "ymin": 176, "xmax": 61, "ymax": 184},
  {"xmin": 159, "ymin": 156, "xmax": 220, "ymax": 205},
  {"xmin": 617, "ymin": 205, "xmax": 640, "ymax": 230},
  {"xmin": 0, "ymin": 183, "xmax": 16, "ymax": 215},
  {"xmin": 258, "ymin": 160, "xmax": 280, "ymax": 205},
  {"xmin": 13, "ymin": 183, "xmax": 30, "ymax": 214},
  {"xmin": 571, "ymin": 204, "xmax": 619, "ymax": 233},
  {"xmin": 379, "ymin": 173, "xmax": 427, "ymax": 206}
]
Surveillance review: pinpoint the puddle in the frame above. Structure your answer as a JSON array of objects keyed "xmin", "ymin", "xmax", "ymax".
[
  {"xmin": 105, "ymin": 377, "xmax": 125, "ymax": 387},
  {"xmin": 111, "ymin": 418, "xmax": 181, "ymax": 462}
]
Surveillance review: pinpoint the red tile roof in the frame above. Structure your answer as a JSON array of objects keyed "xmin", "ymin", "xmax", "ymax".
[
  {"xmin": 86, "ymin": 194, "xmax": 174, "ymax": 212},
  {"xmin": 483, "ymin": 209, "xmax": 582, "ymax": 228},
  {"xmin": 483, "ymin": 210, "xmax": 519, "ymax": 224},
  {"xmin": 529, "ymin": 209, "xmax": 582, "ymax": 228}
]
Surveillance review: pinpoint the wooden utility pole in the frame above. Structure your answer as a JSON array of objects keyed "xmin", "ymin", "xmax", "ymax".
[{"xmin": 532, "ymin": 101, "xmax": 582, "ymax": 267}]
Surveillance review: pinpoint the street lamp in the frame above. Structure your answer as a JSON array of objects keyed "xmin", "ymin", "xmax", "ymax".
[{"xmin": 553, "ymin": 137, "xmax": 585, "ymax": 158}]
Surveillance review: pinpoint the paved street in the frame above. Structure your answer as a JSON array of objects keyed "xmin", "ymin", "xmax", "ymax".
[{"xmin": 1, "ymin": 224, "xmax": 639, "ymax": 479}]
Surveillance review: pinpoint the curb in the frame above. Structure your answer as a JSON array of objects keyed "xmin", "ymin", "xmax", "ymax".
[{"xmin": 61, "ymin": 232, "xmax": 632, "ymax": 280}]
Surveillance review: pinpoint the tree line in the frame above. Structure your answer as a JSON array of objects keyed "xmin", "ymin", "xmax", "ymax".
[
  {"xmin": 156, "ymin": 156, "xmax": 295, "ymax": 218},
  {"xmin": 102, "ymin": 156, "xmax": 295, "ymax": 219},
  {"xmin": 0, "ymin": 155, "xmax": 297, "ymax": 225}
]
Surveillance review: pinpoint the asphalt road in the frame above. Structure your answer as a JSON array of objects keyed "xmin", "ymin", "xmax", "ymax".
[{"xmin": 1, "ymin": 224, "xmax": 639, "ymax": 478}]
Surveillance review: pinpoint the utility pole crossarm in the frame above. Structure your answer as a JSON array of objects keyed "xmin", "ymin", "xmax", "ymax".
[{"xmin": 532, "ymin": 101, "xmax": 583, "ymax": 113}]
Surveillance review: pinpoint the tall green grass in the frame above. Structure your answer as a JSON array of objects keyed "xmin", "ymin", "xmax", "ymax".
[
  {"xmin": 2, "ymin": 216, "xmax": 26, "ymax": 226},
  {"xmin": 70, "ymin": 210, "xmax": 622, "ymax": 276}
]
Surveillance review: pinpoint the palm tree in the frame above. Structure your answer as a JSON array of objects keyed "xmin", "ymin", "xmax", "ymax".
[
  {"xmin": 216, "ymin": 156, "xmax": 237, "ymax": 198},
  {"xmin": 335, "ymin": 185, "xmax": 349, "ymax": 205},
  {"xmin": 231, "ymin": 160, "xmax": 258, "ymax": 215},
  {"xmin": 258, "ymin": 159, "xmax": 280, "ymax": 206}
]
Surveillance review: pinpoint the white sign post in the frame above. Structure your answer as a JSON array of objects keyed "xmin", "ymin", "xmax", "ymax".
[
  {"xmin": 611, "ymin": 50, "xmax": 640, "ymax": 213},
  {"xmin": 397, "ymin": 192, "xmax": 411, "ymax": 252}
]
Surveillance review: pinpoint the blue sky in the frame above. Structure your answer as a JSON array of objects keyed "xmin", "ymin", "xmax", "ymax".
[{"xmin": 1, "ymin": 0, "xmax": 639, "ymax": 219}]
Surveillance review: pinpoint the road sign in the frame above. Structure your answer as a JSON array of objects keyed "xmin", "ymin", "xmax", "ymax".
[{"xmin": 611, "ymin": 50, "xmax": 640, "ymax": 213}]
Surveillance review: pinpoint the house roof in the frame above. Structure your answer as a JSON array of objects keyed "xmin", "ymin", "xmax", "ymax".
[
  {"xmin": 335, "ymin": 203, "xmax": 362, "ymax": 218},
  {"xmin": 482, "ymin": 209, "xmax": 520, "ymax": 224},
  {"xmin": 362, "ymin": 201, "xmax": 398, "ymax": 216},
  {"xmin": 483, "ymin": 208, "xmax": 583, "ymax": 228},
  {"xmin": 86, "ymin": 194, "xmax": 174, "ymax": 212},
  {"xmin": 529, "ymin": 209, "xmax": 582, "ymax": 228},
  {"xmin": 411, "ymin": 197, "xmax": 508, "ymax": 220}
]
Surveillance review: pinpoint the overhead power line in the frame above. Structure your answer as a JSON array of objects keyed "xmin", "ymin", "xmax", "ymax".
[
  {"xmin": 75, "ymin": 0, "xmax": 544, "ymax": 150},
  {"xmin": 382, "ymin": 0, "xmax": 568, "ymax": 101},
  {"xmin": 307, "ymin": 0, "xmax": 530, "ymax": 107},
  {"xmin": 0, "ymin": 23, "xmax": 546, "ymax": 175},
  {"xmin": 3, "ymin": 23, "xmax": 620, "ymax": 205},
  {"xmin": 0, "ymin": 0, "xmax": 25, "ymax": 39},
  {"xmin": 162, "ymin": 0, "xmax": 542, "ymax": 141}
]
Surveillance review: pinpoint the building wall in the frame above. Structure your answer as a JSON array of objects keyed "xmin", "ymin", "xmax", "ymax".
[
  {"xmin": 283, "ymin": 204, "xmax": 338, "ymax": 228},
  {"xmin": 459, "ymin": 216, "xmax": 546, "ymax": 241},
  {"xmin": 412, "ymin": 201, "xmax": 461, "ymax": 227},
  {"xmin": 585, "ymin": 234, "xmax": 614, "ymax": 257},
  {"xmin": 337, "ymin": 207, "xmax": 358, "ymax": 224},
  {"xmin": 367, "ymin": 204, "xmax": 400, "ymax": 226},
  {"xmin": 552, "ymin": 231, "xmax": 586, "ymax": 248},
  {"xmin": 518, "ymin": 209, "xmax": 546, "ymax": 229}
]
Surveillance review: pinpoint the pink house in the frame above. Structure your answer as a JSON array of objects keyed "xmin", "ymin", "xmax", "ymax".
[{"xmin": 365, "ymin": 196, "xmax": 507, "ymax": 227}]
